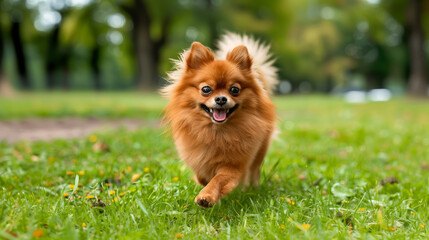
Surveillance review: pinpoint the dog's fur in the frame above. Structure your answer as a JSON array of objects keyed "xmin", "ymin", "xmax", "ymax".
[{"xmin": 162, "ymin": 33, "xmax": 278, "ymax": 207}]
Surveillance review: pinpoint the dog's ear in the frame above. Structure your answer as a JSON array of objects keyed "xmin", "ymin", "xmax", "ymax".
[
  {"xmin": 226, "ymin": 45, "xmax": 252, "ymax": 71},
  {"xmin": 186, "ymin": 42, "xmax": 214, "ymax": 70}
]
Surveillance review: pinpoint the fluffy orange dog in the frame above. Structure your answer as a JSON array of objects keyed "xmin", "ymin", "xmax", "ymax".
[{"xmin": 162, "ymin": 33, "xmax": 278, "ymax": 208}]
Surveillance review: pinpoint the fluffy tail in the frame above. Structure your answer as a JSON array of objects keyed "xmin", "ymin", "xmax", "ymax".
[{"xmin": 215, "ymin": 32, "xmax": 278, "ymax": 94}]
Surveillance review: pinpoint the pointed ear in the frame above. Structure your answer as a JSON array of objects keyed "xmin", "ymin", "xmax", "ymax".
[
  {"xmin": 186, "ymin": 42, "xmax": 214, "ymax": 70},
  {"xmin": 226, "ymin": 45, "xmax": 252, "ymax": 70}
]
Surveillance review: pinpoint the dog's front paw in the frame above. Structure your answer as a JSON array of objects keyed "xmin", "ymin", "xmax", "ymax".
[{"xmin": 195, "ymin": 194, "xmax": 216, "ymax": 208}]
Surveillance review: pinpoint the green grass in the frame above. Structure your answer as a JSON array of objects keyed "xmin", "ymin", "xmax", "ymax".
[
  {"xmin": 0, "ymin": 92, "xmax": 166, "ymax": 120},
  {"xmin": 1, "ymin": 93, "xmax": 429, "ymax": 239}
]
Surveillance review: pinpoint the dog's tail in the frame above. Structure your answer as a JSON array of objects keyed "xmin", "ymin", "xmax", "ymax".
[{"xmin": 215, "ymin": 32, "xmax": 278, "ymax": 94}]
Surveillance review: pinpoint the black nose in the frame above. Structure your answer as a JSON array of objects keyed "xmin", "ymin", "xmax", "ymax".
[{"xmin": 215, "ymin": 96, "xmax": 228, "ymax": 106}]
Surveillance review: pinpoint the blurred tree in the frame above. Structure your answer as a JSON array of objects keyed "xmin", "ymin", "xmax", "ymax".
[
  {"xmin": 119, "ymin": 0, "xmax": 176, "ymax": 89},
  {"xmin": 0, "ymin": 0, "xmax": 427, "ymax": 94},
  {"xmin": 58, "ymin": 3, "xmax": 104, "ymax": 90},
  {"xmin": 90, "ymin": 43, "xmax": 102, "ymax": 90},
  {"xmin": 0, "ymin": 27, "xmax": 3, "ymax": 71},
  {"xmin": 219, "ymin": 0, "xmax": 295, "ymax": 86},
  {"xmin": 406, "ymin": 0, "xmax": 427, "ymax": 96},
  {"xmin": 0, "ymin": 2, "xmax": 11, "ymax": 93},
  {"xmin": 45, "ymin": 7, "xmax": 73, "ymax": 90},
  {"xmin": 382, "ymin": 0, "xmax": 428, "ymax": 96},
  {"xmin": 10, "ymin": 14, "xmax": 31, "ymax": 89},
  {"xmin": 0, "ymin": 24, "xmax": 7, "ymax": 93},
  {"xmin": 0, "ymin": 26, "xmax": 13, "ymax": 95}
]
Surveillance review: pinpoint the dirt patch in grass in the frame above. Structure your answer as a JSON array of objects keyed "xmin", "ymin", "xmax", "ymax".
[{"xmin": 0, "ymin": 117, "xmax": 159, "ymax": 143}]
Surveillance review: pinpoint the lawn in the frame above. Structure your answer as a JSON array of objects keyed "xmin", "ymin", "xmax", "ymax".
[{"xmin": 1, "ymin": 92, "xmax": 429, "ymax": 239}]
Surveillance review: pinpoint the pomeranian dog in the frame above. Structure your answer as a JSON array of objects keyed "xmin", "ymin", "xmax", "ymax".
[{"xmin": 162, "ymin": 33, "xmax": 278, "ymax": 208}]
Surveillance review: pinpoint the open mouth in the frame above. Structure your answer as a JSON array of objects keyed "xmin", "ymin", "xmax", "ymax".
[{"xmin": 200, "ymin": 104, "xmax": 239, "ymax": 123}]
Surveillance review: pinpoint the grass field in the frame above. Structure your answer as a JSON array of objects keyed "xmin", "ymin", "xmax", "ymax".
[{"xmin": 1, "ymin": 92, "xmax": 429, "ymax": 239}]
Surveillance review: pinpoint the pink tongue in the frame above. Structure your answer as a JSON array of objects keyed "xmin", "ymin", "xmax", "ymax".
[{"xmin": 213, "ymin": 109, "xmax": 226, "ymax": 121}]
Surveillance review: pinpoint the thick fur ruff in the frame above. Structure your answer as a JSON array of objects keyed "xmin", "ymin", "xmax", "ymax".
[{"xmin": 162, "ymin": 33, "xmax": 278, "ymax": 208}]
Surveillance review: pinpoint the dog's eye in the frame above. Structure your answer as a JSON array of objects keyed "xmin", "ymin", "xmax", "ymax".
[
  {"xmin": 201, "ymin": 86, "xmax": 212, "ymax": 95},
  {"xmin": 229, "ymin": 86, "xmax": 240, "ymax": 96}
]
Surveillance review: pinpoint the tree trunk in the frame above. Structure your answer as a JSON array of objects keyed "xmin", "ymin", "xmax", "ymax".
[
  {"xmin": 46, "ymin": 26, "xmax": 60, "ymax": 89},
  {"xmin": 131, "ymin": 0, "xmax": 157, "ymax": 89},
  {"xmin": 123, "ymin": 0, "xmax": 159, "ymax": 90},
  {"xmin": 0, "ymin": 26, "xmax": 13, "ymax": 95},
  {"xmin": 90, "ymin": 46, "xmax": 102, "ymax": 90},
  {"xmin": 61, "ymin": 66, "xmax": 70, "ymax": 90},
  {"xmin": 11, "ymin": 20, "xmax": 31, "ymax": 89},
  {"xmin": 0, "ymin": 26, "xmax": 4, "ymax": 82},
  {"xmin": 60, "ymin": 47, "xmax": 72, "ymax": 90},
  {"xmin": 407, "ymin": 0, "xmax": 427, "ymax": 97}
]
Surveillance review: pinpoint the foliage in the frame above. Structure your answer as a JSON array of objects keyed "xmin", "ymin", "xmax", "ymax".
[{"xmin": 0, "ymin": 0, "xmax": 428, "ymax": 92}]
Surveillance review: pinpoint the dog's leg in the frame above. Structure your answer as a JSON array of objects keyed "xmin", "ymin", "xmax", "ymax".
[
  {"xmin": 193, "ymin": 175, "xmax": 208, "ymax": 186},
  {"xmin": 194, "ymin": 166, "xmax": 243, "ymax": 208},
  {"xmin": 249, "ymin": 136, "xmax": 271, "ymax": 186}
]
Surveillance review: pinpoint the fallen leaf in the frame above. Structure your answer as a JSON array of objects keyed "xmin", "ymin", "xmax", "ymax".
[
  {"xmin": 13, "ymin": 150, "xmax": 23, "ymax": 160},
  {"xmin": 92, "ymin": 201, "xmax": 106, "ymax": 207},
  {"xmin": 131, "ymin": 173, "xmax": 141, "ymax": 182},
  {"xmin": 31, "ymin": 155, "xmax": 40, "ymax": 162},
  {"xmin": 5, "ymin": 230, "xmax": 18, "ymax": 237},
  {"xmin": 33, "ymin": 229, "xmax": 44, "ymax": 238},
  {"xmin": 44, "ymin": 181, "xmax": 53, "ymax": 186},
  {"xmin": 380, "ymin": 176, "xmax": 399, "ymax": 185},
  {"xmin": 39, "ymin": 222, "xmax": 48, "ymax": 229},
  {"xmin": 92, "ymin": 142, "xmax": 110, "ymax": 152}
]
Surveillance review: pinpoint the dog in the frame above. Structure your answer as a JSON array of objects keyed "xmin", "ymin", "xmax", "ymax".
[{"xmin": 162, "ymin": 33, "xmax": 278, "ymax": 207}]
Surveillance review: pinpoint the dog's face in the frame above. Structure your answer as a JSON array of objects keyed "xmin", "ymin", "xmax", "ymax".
[{"xmin": 173, "ymin": 42, "xmax": 262, "ymax": 124}]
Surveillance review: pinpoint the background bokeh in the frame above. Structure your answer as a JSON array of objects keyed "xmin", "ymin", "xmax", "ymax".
[{"xmin": 0, "ymin": 0, "xmax": 428, "ymax": 96}]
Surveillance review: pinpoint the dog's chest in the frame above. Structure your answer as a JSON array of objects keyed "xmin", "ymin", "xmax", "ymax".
[{"xmin": 175, "ymin": 130, "xmax": 261, "ymax": 176}]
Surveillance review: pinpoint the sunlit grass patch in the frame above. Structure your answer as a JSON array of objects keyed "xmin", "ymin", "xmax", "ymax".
[{"xmin": 1, "ymin": 95, "xmax": 429, "ymax": 239}]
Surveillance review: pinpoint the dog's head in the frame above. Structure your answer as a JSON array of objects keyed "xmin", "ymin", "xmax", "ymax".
[{"xmin": 173, "ymin": 42, "xmax": 262, "ymax": 124}]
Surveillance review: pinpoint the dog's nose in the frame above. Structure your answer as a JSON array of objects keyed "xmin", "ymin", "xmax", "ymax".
[{"xmin": 215, "ymin": 96, "xmax": 228, "ymax": 106}]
